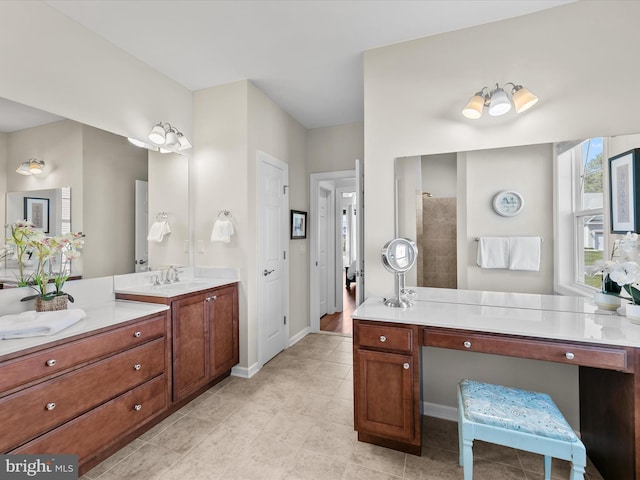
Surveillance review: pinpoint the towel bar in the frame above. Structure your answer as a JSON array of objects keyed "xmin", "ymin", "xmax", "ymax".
[{"xmin": 475, "ymin": 236, "xmax": 543, "ymax": 243}]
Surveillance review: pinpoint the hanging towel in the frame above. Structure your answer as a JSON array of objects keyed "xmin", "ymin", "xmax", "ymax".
[
  {"xmin": 476, "ymin": 236, "xmax": 510, "ymax": 269},
  {"xmin": 509, "ymin": 236, "xmax": 541, "ymax": 271},
  {"xmin": 0, "ymin": 309, "xmax": 87, "ymax": 340},
  {"xmin": 211, "ymin": 219, "xmax": 234, "ymax": 243},
  {"xmin": 147, "ymin": 220, "xmax": 171, "ymax": 242}
]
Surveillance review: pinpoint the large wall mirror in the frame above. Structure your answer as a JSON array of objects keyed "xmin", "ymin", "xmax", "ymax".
[
  {"xmin": 0, "ymin": 97, "xmax": 190, "ymax": 282},
  {"xmin": 395, "ymin": 132, "xmax": 640, "ymax": 296}
]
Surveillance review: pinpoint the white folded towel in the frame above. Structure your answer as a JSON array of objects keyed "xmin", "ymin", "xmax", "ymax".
[
  {"xmin": 147, "ymin": 220, "xmax": 171, "ymax": 242},
  {"xmin": 210, "ymin": 219, "xmax": 234, "ymax": 243},
  {"xmin": 509, "ymin": 236, "xmax": 541, "ymax": 271},
  {"xmin": 476, "ymin": 236, "xmax": 510, "ymax": 269},
  {"xmin": 0, "ymin": 309, "xmax": 87, "ymax": 340}
]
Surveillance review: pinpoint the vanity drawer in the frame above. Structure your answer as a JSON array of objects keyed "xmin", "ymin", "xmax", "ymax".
[
  {"xmin": 0, "ymin": 313, "xmax": 166, "ymax": 394},
  {"xmin": 425, "ymin": 327, "xmax": 632, "ymax": 373},
  {"xmin": 355, "ymin": 321, "xmax": 415, "ymax": 353},
  {"xmin": 0, "ymin": 338, "xmax": 165, "ymax": 452},
  {"xmin": 13, "ymin": 375, "xmax": 167, "ymax": 462}
]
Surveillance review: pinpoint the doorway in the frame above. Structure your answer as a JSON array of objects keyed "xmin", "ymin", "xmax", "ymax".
[{"xmin": 310, "ymin": 170, "xmax": 357, "ymax": 335}]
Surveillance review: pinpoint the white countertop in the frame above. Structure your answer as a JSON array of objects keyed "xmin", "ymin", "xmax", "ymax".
[
  {"xmin": 352, "ymin": 287, "xmax": 640, "ymax": 348},
  {"xmin": 0, "ymin": 300, "xmax": 169, "ymax": 358},
  {"xmin": 113, "ymin": 266, "xmax": 238, "ymax": 298}
]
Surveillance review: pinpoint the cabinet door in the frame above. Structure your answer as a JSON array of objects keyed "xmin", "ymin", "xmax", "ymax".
[
  {"xmin": 355, "ymin": 349, "xmax": 415, "ymax": 442},
  {"xmin": 172, "ymin": 292, "xmax": 208, "ymax": 401},
  {"xmin": 208, "ymin": 285, "xmax": 239, "ymax": 378}
]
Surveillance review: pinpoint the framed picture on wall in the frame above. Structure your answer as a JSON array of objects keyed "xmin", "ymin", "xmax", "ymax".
[
  {"xmin": 24, "ymin": 197, "xmax": 50, "ymax": 233},
  {"xmin": 609, "ymin": 148, "xmax": 640, "ymax": 234},
  {"xmin": 290, "ymin": 210, "xmax": 307, "ymax": 239}
]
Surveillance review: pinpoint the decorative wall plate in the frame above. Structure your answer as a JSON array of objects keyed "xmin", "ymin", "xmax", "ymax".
[{"xmin": 492, "ymin": 190, "xmax": 524, "ymax": 217}]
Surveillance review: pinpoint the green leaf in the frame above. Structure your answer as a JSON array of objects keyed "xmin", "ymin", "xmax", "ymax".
[{"xmin": 624, "ymin": 284, "xmax": 640, "ymax": 305}]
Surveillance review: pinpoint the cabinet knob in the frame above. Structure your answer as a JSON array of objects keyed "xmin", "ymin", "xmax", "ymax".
[
  {"xmin": 379, "ymin": 335, "xmax": 387, "ymax": 343},
  {"xmin": 134, "ymin": 404, "xmax": 142, "ymax": 411},
  {"xmin": 46, "ymin": 402, "xmax": 56, "ymax": 411},
  {"xmin": 565, "ymin": 352, "xmax": 575, "ymax": 360},
  {"xmin": 46, "ymin": 359, "xmax": 57, "ymax": 367},
  {"xmin": 463, "ymin": 341, "xmax": 471, "ymax": 349},
  {"xmin": 133, "ymin": 364, "xmax": 142, "ymax": 371},
  {"xmin": 403, "ymin": 363, "xmax": 410, "ymax": 369},
  {"xmin": 134, "ymin": 331, "xmax": 142, "ymax": 338}
]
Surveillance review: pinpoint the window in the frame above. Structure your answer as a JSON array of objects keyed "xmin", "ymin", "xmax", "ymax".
[{"xmin": 555, "ymin": 138, "xmax": 607, "ymax": 295}]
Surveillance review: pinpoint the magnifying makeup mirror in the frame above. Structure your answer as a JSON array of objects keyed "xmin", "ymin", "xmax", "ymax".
[{"xmin": 381, "ymin": 237, "xmax": 418, "ymax": 308}]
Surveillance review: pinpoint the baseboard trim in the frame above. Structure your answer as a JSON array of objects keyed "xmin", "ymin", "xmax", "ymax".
[
  {"xmin": 231, "ymin": 362, "xmax": 260, "ymax": 379},
  {"xmin": 288, "ymin": 327, "xmax": 310, "ymax": 347},
  {"xmin": 423, "ymin": 401, "xmax": 458, "ymax": 422}
]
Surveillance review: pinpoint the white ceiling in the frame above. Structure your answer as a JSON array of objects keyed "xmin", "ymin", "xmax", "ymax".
[{"xmin": 4, "ymin": 1, "xmax": 574, "ymax": 131}]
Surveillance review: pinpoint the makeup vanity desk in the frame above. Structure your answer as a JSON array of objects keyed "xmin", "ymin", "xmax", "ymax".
[{"xmin": 352, "ymin": 288, "xmax": 640, "ymax": 480}]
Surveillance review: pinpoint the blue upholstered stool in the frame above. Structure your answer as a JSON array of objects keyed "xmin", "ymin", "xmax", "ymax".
[{"xmin": 457, "ymin": 379, "xmax": 586, "ymax": 480}]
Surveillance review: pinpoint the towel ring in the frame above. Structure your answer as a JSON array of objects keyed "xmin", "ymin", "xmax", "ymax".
[
  {"xmin": 217, "ymin": 209, "xmax": 233, "ymax": 220},
  {"xmin": 156, "ymin": 211, "xmax": 168, "ymax": 221}
]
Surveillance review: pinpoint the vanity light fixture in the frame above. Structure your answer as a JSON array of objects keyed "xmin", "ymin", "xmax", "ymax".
[
  {"xmin": 16, "ymin": 158, "xmax": 45, "ymax": 176},
  {"xmin": 147, "ymin": 122, "xmax": 192, "ymax": 153},
  {"xmin": 462, "ymin": 83, "xmax": 538, "ymax": 120},
  {"xmin": 128, "ymin": 137, "xmax": 159, "ymax": 151}
]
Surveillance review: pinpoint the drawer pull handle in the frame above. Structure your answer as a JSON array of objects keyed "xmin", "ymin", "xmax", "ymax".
[
  {"xmin": 134, "ymin": 331, "xmax": 142, "ymax": 338},
  {"xmin": 46, "ymin": 359, "xmax": 57, "ymax": 367},
  {"xmin": 463, "ymin": 341, "xmax": 472, "ymax": 349},
  {"xmin": 403, "ymin": 363, "xmax": 410, "ymax": 370},
  {"xmin": 133, "ymin": 364, "xmax": 142, "ymax": 371},
  {"xmin": 212, "ymin": 295, "xmax": 217, "ymax": 300},
  {"xmin": 134, "ymin": 404, "xmax": 142, "ymax": 411},
  {"xmin": 46, "ymin": 402, "xmax": 56, "ymax": 411},
  {"xmin": 205, "ymin": 297, "xmax": 211, "ymax": 302},
  {"xmin": 379, "ymin": 335, "xmax": 387, "ymax": 342},
  {"xmin": 565, "ymin": 352, "xmax": 575, "ymax": 360}
]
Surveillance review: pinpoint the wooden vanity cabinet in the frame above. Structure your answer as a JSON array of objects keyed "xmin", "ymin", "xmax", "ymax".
[
  {"xmin": 353, "ymin": 320, "xmax": 422, "ymax": 455},
  {"xmin": 117, "ymin": 283, "xmax": 240, "ymax": 403},
  {"xmin": 0, "ymin": 311, "xmax": 170, "ymax": 474}
]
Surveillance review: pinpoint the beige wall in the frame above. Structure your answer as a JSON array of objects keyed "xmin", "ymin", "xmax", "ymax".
[
  {"xmin": 363, "ymin": 0, "xmax": 640, "ymax": 428},
  {"xmin": 307, "ymin": 123, "xmax": 363, "ymax": 173},
  {"xmin": 82, "ymin": 126, "xmax": 148, "ymax": 278},
  {"xmin": 0, "ymin": 132, "xmax": 6, "ymax": 239},
  {"xmin": 0, "ymin": 1, "xmax": 192, "ymax": 150}
]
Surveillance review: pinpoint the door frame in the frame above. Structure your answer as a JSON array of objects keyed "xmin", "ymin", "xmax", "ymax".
[
  {"xmin": 257, "ymin": 150, "xmax": 289, "ymax": 367},
  {"xmin": 310, "ymin": 170, "xmax": 355, "ymax": 333}
]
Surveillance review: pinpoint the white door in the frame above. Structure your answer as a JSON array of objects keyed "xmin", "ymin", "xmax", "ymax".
[
  {"xmin": 134, "ymin": 180, "xmax": 149, "ymax": 272},
  {"xmin": 257, "ymin": 151, "xmax": 288, "ymax": 365},
  {"xmin": 355, "ymin": 159, "xmax": 365, "ymax": 306},
  {"xmin": 318, "ymin": 187, "xmax": 329, "ymax": 317}
]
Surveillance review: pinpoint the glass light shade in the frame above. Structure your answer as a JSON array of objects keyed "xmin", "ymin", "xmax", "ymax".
[
  {"xmin": 16, "ymin": 162, "xmax": 31, "ymax": 175},
  {"xmin": 165, "ymin": 128, "xmax": 179, "ymax": 147},
  {"xmin": 512, "ymin": 86, "xmax": 539, "ymax": 113},
  {"xmin": 462, "ymin": 94, "xmax": 485, "ymax": 119},
  {"xmin": 28, "ymin": 159, "xmax": 44, "ymax": 174},
  {"xmin": 177, "ymin": 133, "xmax": 192, "ymax": 150},
  {"xmin": 148, "ymin": 123, "xmax": 166, "ymax": 144},
  {"xmin": 488, "ymin": 88, "xmax": 512, "ymax": 116}
]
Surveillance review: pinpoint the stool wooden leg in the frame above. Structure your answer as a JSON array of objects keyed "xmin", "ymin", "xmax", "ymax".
[
  {"xmin": 462, "ymin": 438, "xmax": 473, "ymax": 480},
  {"xmin": 543, "ymin": 455, "xmax": 551, "ymax": 480}
]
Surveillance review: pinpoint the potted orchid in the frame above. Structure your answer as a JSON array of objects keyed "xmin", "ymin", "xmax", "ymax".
[
  {"xmin": 587, "ymin": 259, "xmax": 622, "ymax": 310},
  {"xmin": 5, "ymin": 220, "xmax": 84, "ymax": 311},
  {"xmin": 606, "ymin": 232, "xmax": 640, "ymax": 321}
]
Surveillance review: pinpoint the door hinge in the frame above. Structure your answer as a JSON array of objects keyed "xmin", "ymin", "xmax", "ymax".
[
  {"xmin": 284, "ymin": 315, "xmax": 287, "ymax": 325},
  {"xmin": 283, "ymin": 251, "xmax": 286, "ymax": 260},
  {"xmin": 283, "ymin": 185, "xmax": 289, "ymax": 194}
]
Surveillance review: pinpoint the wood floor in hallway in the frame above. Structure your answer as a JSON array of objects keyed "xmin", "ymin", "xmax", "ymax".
[{"xmin": 320, "ymin": 276, "xmax": 356, "ymax": 335}]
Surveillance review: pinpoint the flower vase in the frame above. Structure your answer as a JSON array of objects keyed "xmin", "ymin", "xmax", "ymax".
[
  {"xmin": 625, "ymin": 303, "xmax": 640, "ymax": 324},
  {"xmin": 593, "ymin": 292, "xmax": 621, "ymax": 311},
  {"xmin": 35, "ymin": 295, "xmax": 68, "ymax": 312}
]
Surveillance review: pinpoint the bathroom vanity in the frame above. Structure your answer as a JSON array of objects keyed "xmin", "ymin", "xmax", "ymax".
[
  {"xmin": 352, "ymin": 288, "xmax": 640, "ymax": 480},
  {"xmin": 0, "ymin": 271, "xmax": 240, "ymax": 475}
]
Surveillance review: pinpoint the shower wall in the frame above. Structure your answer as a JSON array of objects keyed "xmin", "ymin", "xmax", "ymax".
[{"xmin": 417, "ymin": 196, "xmax": 457, "ymax": 288}]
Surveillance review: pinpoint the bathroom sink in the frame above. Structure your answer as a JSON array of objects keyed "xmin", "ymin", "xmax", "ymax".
[{"xmin": 154, "ymin": 280, "xmax": 209, "ymax": 293}]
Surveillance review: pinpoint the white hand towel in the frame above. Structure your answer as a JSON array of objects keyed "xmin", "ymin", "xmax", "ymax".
[
  {"xmin": 509, "ymin": 236, "xmax": 541, "ymax": 271},
  {"xmin": 0, "ymin": 309, "xmax": 87, "ymax": 340},
  {"xmin": 211, "ymin": 219, "xmax": 234, "ymax": 243},
  {"xmin": 476, "ymin": 236, "xmax": 509, "ymax": 269},
  {"xmin": 147, "ymin": 220, "xmax": 171, "ymax": 242}
]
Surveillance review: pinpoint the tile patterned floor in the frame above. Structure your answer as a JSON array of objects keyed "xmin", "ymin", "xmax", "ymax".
[{"xmin": 82, "ymin": 333, "xmax": 604, "ymax": 480}]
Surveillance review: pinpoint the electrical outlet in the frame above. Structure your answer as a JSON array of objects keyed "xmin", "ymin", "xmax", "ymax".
[
  {"xmin": 197, "ymin": 240, "xmax": 205, "ymax": 253},
  {"xmin": 183, "ymin": 240, "xmax": 189, "ymax": 253}
]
